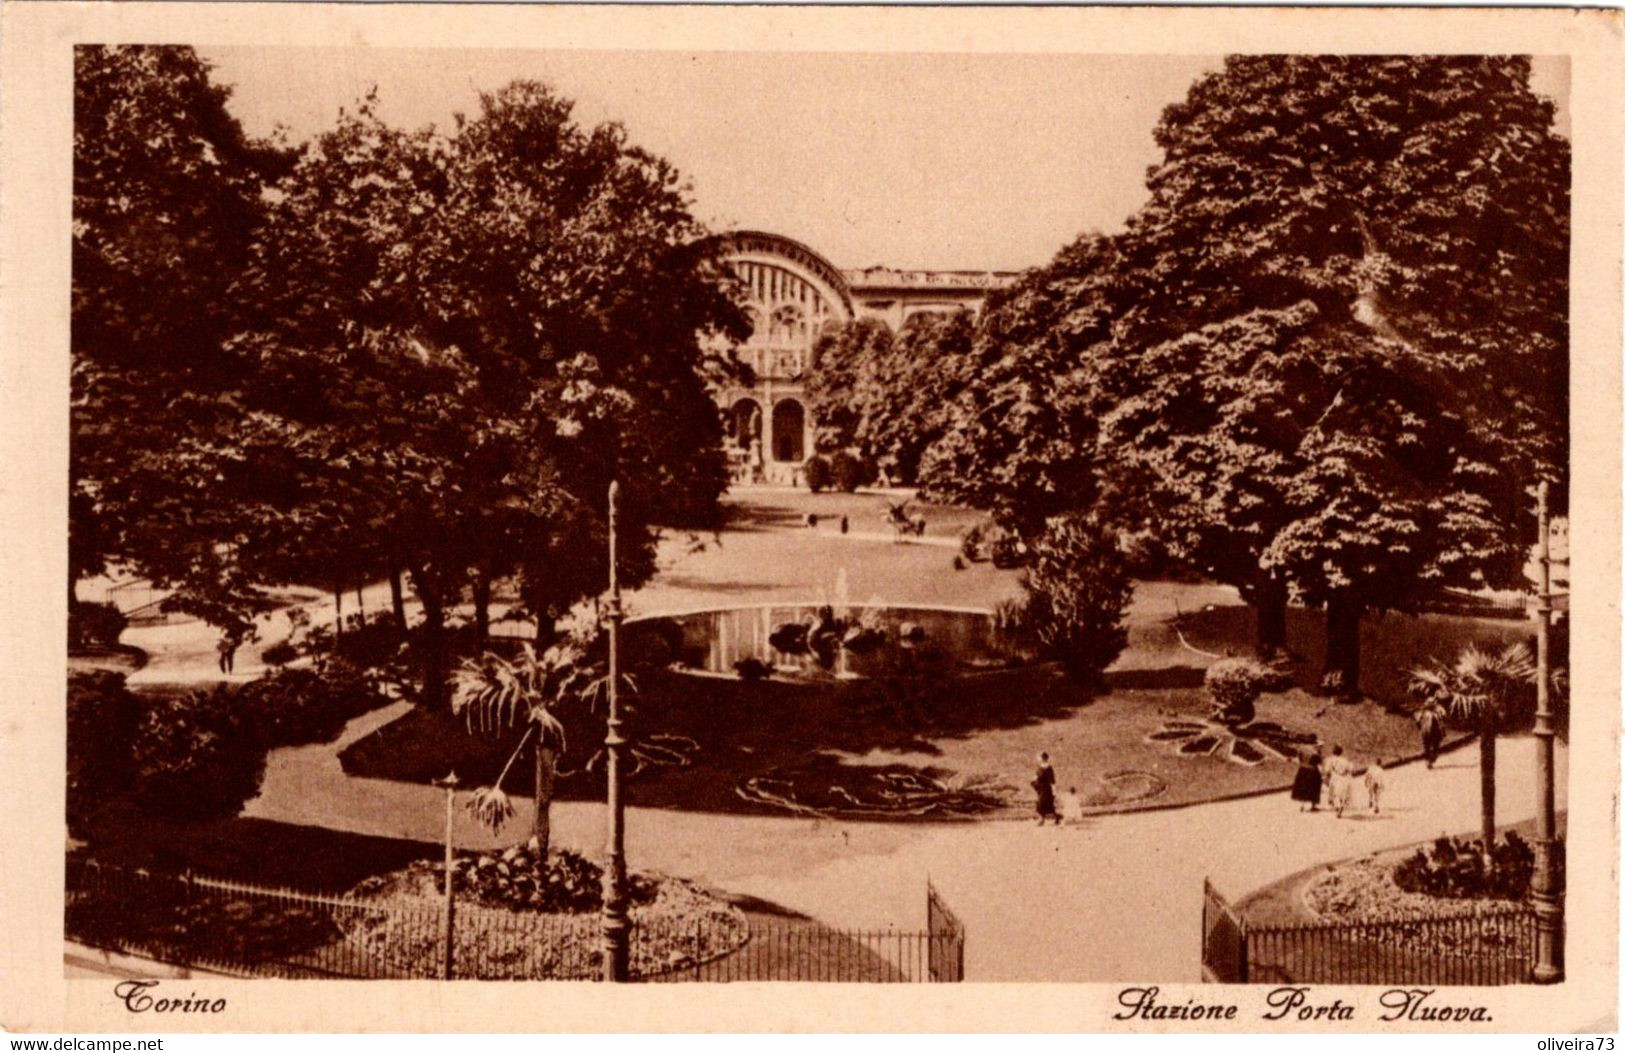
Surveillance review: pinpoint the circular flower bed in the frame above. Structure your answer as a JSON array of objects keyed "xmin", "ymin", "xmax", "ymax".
[
  {"xmin": 1303, "ymin": 855, "xmax": 1532, "ymax": 962},
  {"xmin": 1079, "ymin": 770, "xmax": 1167, "ymax": 808},
  {"xmin": 344, "ymin": 846, "xmax": 749, "ymax": 979}
]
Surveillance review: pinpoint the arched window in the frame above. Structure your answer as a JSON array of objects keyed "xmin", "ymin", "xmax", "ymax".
[{"xmin": 771, "ymin": 304, "xmax": 805, "ymax": 343}]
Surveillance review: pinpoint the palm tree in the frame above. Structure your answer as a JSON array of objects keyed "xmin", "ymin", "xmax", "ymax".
[
  {"xmin": 452, "ymin": 640, "xmax": 593, "ymax": 858},
  {"xmin": 1408, "ymin": 641, "xmax": 1537, "ymax": 864}
]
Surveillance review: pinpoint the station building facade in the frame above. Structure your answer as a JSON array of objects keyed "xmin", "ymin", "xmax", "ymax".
[{"xmin": 715, "ymin": 231, "xmax": 1018, "ymax": 485}]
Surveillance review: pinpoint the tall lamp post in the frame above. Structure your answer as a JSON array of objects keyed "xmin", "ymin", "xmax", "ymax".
[
  {"xmin": 1531, "ymin": 479, "xmax": 1564, "ymax": 982},
  {"xmin": 600, "ymin": 480, "xmax": 631, "ymax": 981}
]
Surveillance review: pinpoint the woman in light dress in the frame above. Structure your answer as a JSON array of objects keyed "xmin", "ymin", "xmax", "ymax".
[{"xmin": 1323, "ymin": 745, "xmax": 1355, "ymax": 818}]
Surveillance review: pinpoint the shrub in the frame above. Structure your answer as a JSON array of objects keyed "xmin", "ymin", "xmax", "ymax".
[
  {"xmin": 990, "ymin": 533, "xmax": 1030, "ymax": 569},
  {"xmin": 236, "ymin": 658, "xmax": 387, "ymax": 749},
  {"xmin": 1205, "ymin": 657, "xmax": 1263, "ymax": 704},
  {"xmin": 1205, "ymin": 656, "xmax": 1292, "ymax": 724},
  {"xmin": 260, "ymin": 639, "xmax": 299, "ymax": 667},
  {"xmin": 128, "ymin": 686, "xmax": 267, "ymax": 821},
  {"xmin": 69, "ymin": 601, "xmax": 128, "ymax": 651},
  {"xmin": 304, "ymin": 615, "xmax": 406, "ymax": 669},
  {"xmin": 1392, "ymin": 832, "xmax": 1558, "ymax": 902},
  {"xmin": 802, "ymin": 454, "xmax": 832, "ymax": 493},
  {"xmin": 828, "ymin": 450, "xmax": 873, "ymax": 493},
  {"xmin": 67, "ymin": 671, "xmax": 142, "ymax": 833},
  {"xmin": 355, "ymin": 846, "xmax": 656, "ymax": 915},
  {"xmin": 1021, "ymin": 511, "xmax": 1132, "ymax": 689}
]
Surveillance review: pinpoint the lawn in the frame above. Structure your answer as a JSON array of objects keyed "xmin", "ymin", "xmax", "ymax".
[{"xmin": 341, "ymin": 662, "xmax": 1439, "ymax": 820}]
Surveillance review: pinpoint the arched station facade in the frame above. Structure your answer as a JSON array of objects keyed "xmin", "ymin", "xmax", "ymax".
[{"xmin": 714, "ymin": 230, "xmax": 1017, "ymax": 485}]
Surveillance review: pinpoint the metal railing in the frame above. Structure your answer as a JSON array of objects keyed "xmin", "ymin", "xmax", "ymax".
[
  {"xmin": 66, "ymin": 858, "xmax": 963, "ymax": 983},
  {"xmin": 1203, "ymin": 877, "xmax": 1536, "ymax": 985},
  {"xmin": 1202, "ymin": 878, "xmax": 1249, "ymax": 982}
]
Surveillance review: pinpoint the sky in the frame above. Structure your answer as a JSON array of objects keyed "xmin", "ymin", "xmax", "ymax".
[{"xmin": 200, "ymin": 48, "xmax": 1569, "ymax": 273}]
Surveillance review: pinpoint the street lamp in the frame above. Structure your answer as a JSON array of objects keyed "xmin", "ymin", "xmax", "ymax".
[
  {"xmin": 600, "ymin": 480, "xmax": 631, "ymax": 981},
  {"xmin": 1531, "ymin": 479, "xmax": 1563, "ymax": 982},
  {"xmin": 434, "ymin": 771, "xmax": 461, "ymax": 981}
]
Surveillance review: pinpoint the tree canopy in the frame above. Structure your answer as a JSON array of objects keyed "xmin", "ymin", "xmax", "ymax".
[
  {"xmin": 71, "ymin": 45, "xmax": 293, "ymax": 620},
  {"xmin": 72, "ymin": 53, "xmax": 748, "ymax": 707},
  {"xmin": 1102, "ymin": 55, "xmax": 1568, "ymax": 686}
]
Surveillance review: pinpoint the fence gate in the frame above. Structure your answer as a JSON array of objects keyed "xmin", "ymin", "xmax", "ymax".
[
  {"xmin": 1201, "ymin": 879, "xmax": 1248, "ymax": 983},
  {"xmin": 926, "ymin": 880, "xmax": 965, "ymax": 982}
]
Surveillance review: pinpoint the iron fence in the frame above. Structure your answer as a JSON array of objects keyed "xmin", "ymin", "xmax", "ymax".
[
  {"xmin": 1201, "ymin": 879, "xmax": 1248, "ymax": 983},
  {"xmin": 66, "ymin": 858, "xmax": 963, "ymax": 982},
  {"xmin": 1202, "ymin": 877, "xmax": 1536, "ymax": 985}
]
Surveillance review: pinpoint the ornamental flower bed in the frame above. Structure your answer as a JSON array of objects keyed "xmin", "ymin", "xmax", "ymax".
[
  {"xmin": 345, "ymin": 847, "xmax": 749, "ymax": 980},
  {"xmin": 1303, "ymin": 855, "xmax": 1533, "ymax": 962}
]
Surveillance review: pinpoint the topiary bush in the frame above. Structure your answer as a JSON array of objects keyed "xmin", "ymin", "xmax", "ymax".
[
  {"xmin": 1204, "ymin": 657, "xmax": 1273, "ymax": 724},
  {"xmin": 69, "ymin": 601, "xmax": 128, "ymax": 652},
  {"xmin": 1021, "ymin": 511, "xmax": 1132, "ymax": 690},
  {"xmin": 802, "ymin": 454, "xmax": 832, "ymax": 493},
  {"xmin": 128, "ymin": 686, "xmax": 267, "ymax": 821},
  {"xmin": 67, "ymin": 671, "xmax": 142, "ymax": 833}
]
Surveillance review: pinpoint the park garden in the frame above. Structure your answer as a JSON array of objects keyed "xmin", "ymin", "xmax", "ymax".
[{"xmin": 67, "ymin": 49, "xmax": 1568, "ymax": 981}]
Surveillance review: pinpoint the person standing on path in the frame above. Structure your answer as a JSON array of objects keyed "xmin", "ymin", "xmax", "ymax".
[
  {"xmin": 217, "ymin": 629, "xmax": 242, "ymax": 675},
  {"xmin": 1364, "ymin": 758, "xmax": 1387, "ymax": 815},
  {"xmin": 1324, "ymin": 746, "xmax": 1354, "ymax": 818},
  {"xmin": 1060, "ymin": 785, "xmax": 1083, "ymax": 825},
  {"xmin": 1415, "ymin": 699, "xmax": 1447, "ymax": 768},
  {"xmin": 1032, "ymin": 752, "xmax": 1059, "ymax": 826},
  {"xmin": 1291, "ymin": 747, "xmax": 1324, "ymax": 812}
]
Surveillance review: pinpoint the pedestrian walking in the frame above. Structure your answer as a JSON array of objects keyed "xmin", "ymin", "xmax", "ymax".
[
  {"xmin": 1364, "ymin": 758, "xmax": 1387, "ymax": 815},
  {"xmin": 840, "ymin": 515, "xmax": 849, "ymax": 535},
  {"xmin": 1324, "ymin": 746, "xmax": 1354, "ymax": 818},
  {"xmin": 1415, "ymin": 699, "xmax": 1446, "ymax": 768},
  {"xmin": 1291, "ymin": 747, "xmax": 1324, "ymax": 812},
  {"xmin": 1032, "ymin": 752, "xmax": 1060, "ymax": 826},
  {"xmin": 216, "ymin": 630, "xmax": 240, "ymax": 675}
]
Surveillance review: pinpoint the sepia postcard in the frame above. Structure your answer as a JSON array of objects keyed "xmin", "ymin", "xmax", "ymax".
[{"xmin": 0, "ymin": 1, "xmax": 1621, "ymax": 1035}]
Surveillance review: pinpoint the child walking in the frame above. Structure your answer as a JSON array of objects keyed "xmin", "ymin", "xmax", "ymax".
[{"xmin": 1364, "ymin": 758, "xmax": 1387, "ymax": 815}]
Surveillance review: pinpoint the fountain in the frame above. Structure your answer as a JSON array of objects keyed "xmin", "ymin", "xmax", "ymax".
[{"xmin": 629, "ymin": 594, "xmax": 1033, "ymax": 683}]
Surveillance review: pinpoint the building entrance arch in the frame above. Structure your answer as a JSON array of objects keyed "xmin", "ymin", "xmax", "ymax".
[
  {"xmin": 771, "ymin": 399, "xmax": 806, "ymax": 463},
  {"xmin": 728, "ymin": 397, "xmax": 762, "ymax": 452}
]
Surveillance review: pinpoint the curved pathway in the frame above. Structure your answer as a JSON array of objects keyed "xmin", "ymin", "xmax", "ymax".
[{"xmin": 244, "ymin": 705, "xmax": 1565, "ymax": 981}]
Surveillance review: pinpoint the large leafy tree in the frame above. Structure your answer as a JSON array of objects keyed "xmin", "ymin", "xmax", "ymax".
[
  {"xmin": 425, "ymin": 81, "xmax": 747, "ymax": 658},
  {"xmin": 803, "ymin": 311, "xmax": 980, "ymax": 485},
  {"xmin": 71, "ymin": 45, "xmax": 292, "ymax": 616},
  {"xmin": 804, "ymin": 317, "xmax": 893, "ymax": 455},
  {"xmin": 919, "ymin": 234, "xmax": 1143, "ymax": 539},
  {"xmin": 227, "ymin": 99, "xmax": 504, "ymax": 703},
  {"xmin": 856, "ymin": 311, "xmax": 976, "ymax": 485},
  {"xmin": 227, "ymin": 82, "xmax": 746, "ymax": 707},
  {"xmin": 1103, "ymin": 56, "xmax": 1567, "ymax": 685}
]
